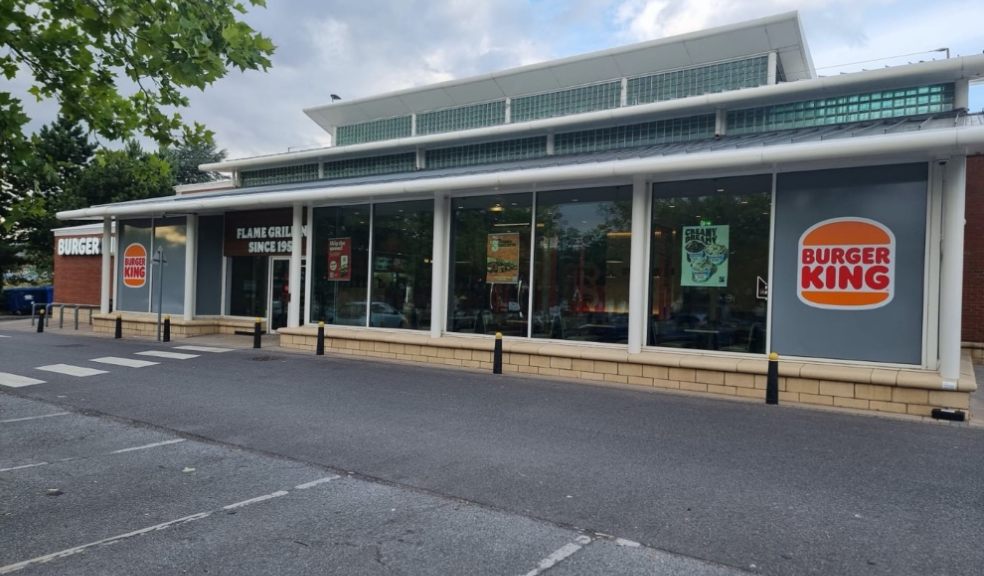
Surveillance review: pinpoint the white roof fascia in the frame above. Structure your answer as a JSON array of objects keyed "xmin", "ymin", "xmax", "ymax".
[
  {"xmin": 65, "ymin": 123, "xmax": 984, "ymax": 221},
  {"xmin": 174, "ymin": 180, "xmax": 235, "ymax": 195},
  {"xmin": 53, "ymin": 222, "xmax": 115, "ymax": 236},
  {"xmin": 203, "ymin": 54, "xmax": 984, "ymax": 173},
  {"xmin": 301, "ymin": 12, "xmax": 811, "ymax": 132}
]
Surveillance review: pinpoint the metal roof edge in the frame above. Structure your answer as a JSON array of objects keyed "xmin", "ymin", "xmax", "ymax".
[
  {"xmin": 67, "ymin": 123, "xmax": 984, "ymax": 221},
  {"xmin": 202, "ymin": 54, "xmax": 984, "ymax": 173}
]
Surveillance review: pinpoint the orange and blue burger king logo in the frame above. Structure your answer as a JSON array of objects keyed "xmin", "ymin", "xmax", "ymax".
[
  {"xmin": 797, "ymin": 217, "xmax": 895, "ymax": 310},
  {"xmin": 122, "ymin": 243, "xmax": 147, "ymax": 288}
]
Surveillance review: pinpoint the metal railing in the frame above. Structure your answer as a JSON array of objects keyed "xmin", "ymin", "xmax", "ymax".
[{"xmin": 31, "ymin": 302, "xmax": 100, "ymax": 330}]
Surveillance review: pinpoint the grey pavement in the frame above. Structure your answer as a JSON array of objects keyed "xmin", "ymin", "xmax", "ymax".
[
  {"xmin": 1, "ymin": 328, "xmax": 983, "ymax": 575},
  {"xmin": 0, "ymin": 394, "xmax": 743, "ymax": 575}
]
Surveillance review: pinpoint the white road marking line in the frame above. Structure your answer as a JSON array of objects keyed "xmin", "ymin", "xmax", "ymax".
[
  {"xmin": 135, "ymin": 350, "xmax": 198, "ymax": 360},
  {"xmin": 221, "ymin": 490, "xmax": 289, "ymax": 510},
  {"xmin": 0, "ymin": 334, "xmax": 11, "ymax": 338},
  {"xmin": 294, "ymin": 475, "xmax": 341, "ymax": 490},
  {"xmin": 0, "ymin": 462, "xmax": 49, "ymax": 473},
  {"xmin": 615, "ymin": 538, "xmax": 641, "ymax": 547},
  {"xmin": 0, "ymin": 511, "xmax": 212, "ymax": 574},
  {"xmin": 109, "ymin": 439, "xmax": 185, "ymax": 454},
  {"xmin": 90, "ymin": 356, "xmax": 158, "ymax": 368},
  {"xmin": 0, "ymin": 482, "xmax": 303, "ymax": 573},
  {"xmin": 173, "ymin": 345, "xmax": 233, "ymax": 353},
  {"xmin": 0, "ymin": 412, "xmax": 68, "ymax": 424},
  {"xmin": 36, "ymin": 364, "xmax": 107, "ymax": 377},
  {"xmin": 0, "ymin": 373, "xmax": 46, "ymax": 388},
  {"xmin": 522, "ymin": 535, "xmax": 593, "ymax": 576}
]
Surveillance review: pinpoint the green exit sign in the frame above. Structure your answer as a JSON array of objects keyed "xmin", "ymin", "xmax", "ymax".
[{"xmin": 699, "ymin": 219, "xmax": 713, "ymax": 226}]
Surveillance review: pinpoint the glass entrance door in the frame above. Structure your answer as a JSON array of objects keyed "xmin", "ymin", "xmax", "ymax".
[{"xmin": 269, "ymin": 257, "xmax": 306, "ymax": 331}]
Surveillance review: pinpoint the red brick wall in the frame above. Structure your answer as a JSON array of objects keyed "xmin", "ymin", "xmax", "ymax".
[
  {"xmin": 52, "ymin": 235, "xmax": 113, "ymax": 305},
  {"xmin": 963, "ymin": 155, "xmax": 984, "ymax": 343}
]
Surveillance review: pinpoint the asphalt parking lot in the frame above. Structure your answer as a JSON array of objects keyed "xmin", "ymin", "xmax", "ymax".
[{"xmin": 0, "ymin": 393, "xmax": 744, "ymax": 575}]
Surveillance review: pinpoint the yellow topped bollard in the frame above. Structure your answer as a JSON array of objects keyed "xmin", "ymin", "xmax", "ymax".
[
  {"xmin": 253, "ymin": 317, "xmax": 262, "ymax": 349},
  {"xmin": 493, "ymin": 332, "xmax": 503, "ymax": 374},
  {"xmin": 316, "ymin": 321, "xmax": 326, "ymax": 355},
  {"xmin": 163, "ymin": 314, "xmax": 171, "ymax": 343},
  {"xmin": 766, "ymin": 352, "xmax": 779, "ymax": 405}
]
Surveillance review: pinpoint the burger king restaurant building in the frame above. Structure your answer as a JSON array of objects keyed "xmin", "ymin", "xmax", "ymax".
[{"xmin": 57, "ymin": 13, "xmax": 984, "ymax": 419}]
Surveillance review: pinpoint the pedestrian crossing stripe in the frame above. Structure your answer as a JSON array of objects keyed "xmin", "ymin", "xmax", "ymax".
[
  {"xmin": 173, "ymin": 345, "xmax": 233, "ymax": 353},
  {"xmin": 0, "ymin": 372, "xmax": 45, "ymax": 388},
  {"xmin": 90, "ymin": 357, "xmax": 159, "ymax": 368},
  {"xmin": 36, "ymin": 364, "xmax": 108, "ymax": 377},
  {"xmin": 135, "ymin": 350, "xmax": 198, "ymax": 360}
]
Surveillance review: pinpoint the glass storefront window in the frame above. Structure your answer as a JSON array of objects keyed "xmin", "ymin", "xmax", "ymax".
[
  {"xmin": 369, "ymin": 200, "xmax": 433, "ymax": 330},
  {"xmin": 648, "ymin": 175, "xmax": 771, "ymax": 353},
  {"xmin": 310, "ymin": 204, "xmax": 371, "ymax": 326},
  {"xmin": 228, "ymin": 256, "xmax": 268, "ymax": 317},
  {"xmin": 531, "ymin": 186, "xmax": 632, "ymax": 343},
  {"xmin": 448, "ymin": 193, "xmax": 533, "ymax": 336}
]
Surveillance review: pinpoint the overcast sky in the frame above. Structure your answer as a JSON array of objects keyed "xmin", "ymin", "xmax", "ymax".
[{"xmin": 15, "ymin": 0, "xmax": 984, "ymax": 159}]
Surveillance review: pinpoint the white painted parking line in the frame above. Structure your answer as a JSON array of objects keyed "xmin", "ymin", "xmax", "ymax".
[
  {"xmin": 135, "ymin": 350, "xmax": 199, "ymax": 360},
  {"xmin": 221, "ymin": 490, "xmax": 289, "ymax": 510},
  {"xmin": 0, "ymin": 462, "xmax": 49, "ymax": 473},
  {"xmin": 0, "ymin": 373, "xmax": 46, "ymax": 388},
  {"xmin": 36, "ymin": 364, "xmax": 107, "ymax": 377},
  {"xmin": 0, "ymin": 412, "xmax": 69, "ymax": 424},
  {"xmin": 173, "ymin": 345, "xmax": 233, "ymax": 353},
  {"xmin": 90, "ymin": 356, "xmax": 159, "ymax": 368},
  {"xmin": 109, "ymin": 439, "xmax": 185, "ymax": 454},
  {"xmin": 0, "ymin": 485, "xmax": 301, "ymax": 574},
  {"xmin": 294, "ymin": 475, "xmax": 342, "ymax": 490},
  {"xmin": 522, "ymin": 535, "xmax": 593, "ymax": 576}
]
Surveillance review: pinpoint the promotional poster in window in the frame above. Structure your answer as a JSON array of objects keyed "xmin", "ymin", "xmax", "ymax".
[
  {"xmin": 681, "ymin": 225, "xmax": 729, "ymax": 287},
  {"xmin": 486, "ymin": 233, "xmax": 521, "ymax": 284}
]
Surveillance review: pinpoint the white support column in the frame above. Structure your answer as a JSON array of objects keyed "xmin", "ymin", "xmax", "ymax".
[
  {"xmin": 288, "ymin": 204, "xmax": 303, "ymax": 328},
  {"xmin": 767, "ymin": 51, "xmax": 778, "ymax": 84},
  {"xmin": 183, "ymin": 215, "xmax": 197, "ymax": 321},
  {"xmin": 939, "ymin": 156, "xmax": 966, "ymax": 389},
  {"xmin": 628, "ymin": 176, "xmax": 649, "ymax": 354},
  {"xmin": 100, "ymin": 217, "xmax": 112, "ymax": 313},
  {"xmin": 430, "ymin": 193, "xmax": 449, "ymax": 338}
]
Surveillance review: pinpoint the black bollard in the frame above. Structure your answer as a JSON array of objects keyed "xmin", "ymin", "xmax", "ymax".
[
  {"xmin": 316, "ymin": 321, "xmax": 325, "ymax": 355},
  {"xmin": 37, "ymin": 310, "xmax": 45, "ymax": 333},
  {"xmin": 115, "ymin": 315, "xmax": 122, "ymax": 339},
  {"xmin": 163, "ymin": 315, "xmax": 171, "ymax": 342},
  {"xmin": 493, "ymin": 331, "xmax": 503, "ymax": 374},
  {"xmin": 253, "ymin": 318, "xmax": 262, "ymax": 349},
  {"xmin": 766, "ymin": 352, "xmax": 779, "ymax": 405}
]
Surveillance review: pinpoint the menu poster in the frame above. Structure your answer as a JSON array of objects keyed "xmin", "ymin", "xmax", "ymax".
[
  {"xmin": 486, "ymin": 233, "xmax": 520, "ymax": 284},
  {"xmin": 680, "ymin": 225, "xmax": 729, "ymax": 287},
  {"xmin": 327, "ymin": 237, "xmax": 352, "ymax": 281}
]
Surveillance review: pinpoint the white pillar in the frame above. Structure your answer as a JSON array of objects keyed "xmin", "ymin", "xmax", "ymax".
[
  {"xmin": 288, "ymin": 204, "xmax": 303, "ymax": 328},
  {"xmin": 100, "ymin": 217, "xmax": 112, "ymax": 313},
  {"xmin": 183, "ymin": 215, "xmax": 197, "ymax": 321},
  {"xmin": 430, "ymin": 193, "xmax": 448, "ymax": 338},
  {"xmin": 628, "ymin": 176, "xmax": 649, "ymax": 354},
  {"xmin": 939, "ymin": 156, "xmax": 966, "ymax": 389}
]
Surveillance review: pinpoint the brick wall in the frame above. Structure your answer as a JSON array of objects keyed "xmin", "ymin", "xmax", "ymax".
[
  {"xmin": 52, "ymin": 235, "xmax": 112, "ymax": 305},
  {"xmin": 963, "ymin": 155, "xmax": 984, "ymax": 343}
]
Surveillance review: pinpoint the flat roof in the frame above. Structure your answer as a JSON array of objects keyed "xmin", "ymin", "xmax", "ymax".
[{"xmin": 303, "ymin": 12, "xmax": 814, "ymax": 133}]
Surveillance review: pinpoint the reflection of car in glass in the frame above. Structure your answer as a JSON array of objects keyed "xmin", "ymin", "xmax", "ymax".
[{"xmin": 337, "ymin": 301, "xmax": 407, "ymax": 328}]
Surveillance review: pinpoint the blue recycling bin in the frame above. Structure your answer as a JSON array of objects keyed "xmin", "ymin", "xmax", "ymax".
[{"xmin": 2, "ymin": 286, "xmax": 54, "ymax": 315}]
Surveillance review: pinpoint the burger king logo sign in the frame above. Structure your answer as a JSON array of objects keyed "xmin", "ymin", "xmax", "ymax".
[
  {"xmin": 123, "ymin": 243, "xmax": 147, "ymax": 288},
  {"xmin": 798, "ymin": 217, "xmax": 895, "ymax": 310}
]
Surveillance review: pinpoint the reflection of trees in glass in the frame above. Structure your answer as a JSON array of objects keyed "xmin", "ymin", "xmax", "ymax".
[
  {"xmin": 650, "ymin": 179, "xmax": 771, "ymax": 353},
  {"xmin": 448, "ymin": 196, "xmax": 532, "ymax": 336}
]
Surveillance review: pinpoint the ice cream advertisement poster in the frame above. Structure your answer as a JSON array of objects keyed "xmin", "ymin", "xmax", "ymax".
[
  {"xmin": 486, "ymin": 233, "xmax": 520, "ymax": 284},
  {"xmin": 681, "ymin": 225, "xmax": 729, "ymax": 287}
]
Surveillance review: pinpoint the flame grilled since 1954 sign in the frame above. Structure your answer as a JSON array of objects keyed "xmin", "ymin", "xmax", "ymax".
[{"xmin": 224, "ymin": 209, "xmax": 307, "ymax": 257}]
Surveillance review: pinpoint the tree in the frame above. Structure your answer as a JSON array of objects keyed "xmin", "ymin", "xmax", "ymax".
[
  {"xmin": 3, "ymin": 124, "xmax": 172, "ymax": 276},
  {"xmin": 159, "ymin": 140, "xmax": 228, "ymax": 185},
  {"xmin": 1, "ymin": 0, "xmax": 275, "ymax": 165}
]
